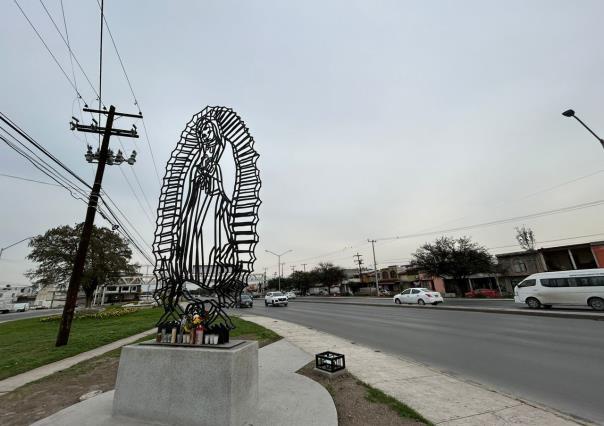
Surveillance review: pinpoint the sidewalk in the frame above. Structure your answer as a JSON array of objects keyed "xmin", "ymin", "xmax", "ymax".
[
  {"xmin": 241, "ymin": 315, "xmax": 589, "ymax": 426},
  {"xmin": 32, "ymin": 339, "xmax": 337, "ymax": 426},
  {"xmin": 0, "ymin": 328, "xmax": 155, "ymax": 396}
]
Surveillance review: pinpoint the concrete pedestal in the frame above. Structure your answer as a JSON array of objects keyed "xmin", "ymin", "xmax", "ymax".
[{"xmin": 112, "ymin": 340, "xmax": 258, "ymax": 426}]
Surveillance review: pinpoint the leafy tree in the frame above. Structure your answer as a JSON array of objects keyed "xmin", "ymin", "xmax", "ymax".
[
  {"xmin": 26, "ymin": 223, "xmax": 139, "ymax": 307},
  {"xmin": 515, "ymin": 225, "xmax": 536, "ymax": 251},
  {"xmin": 266, "ymin": 277, "xmax": 290, "ymax": 291},
  {"xmin": 313, "ymin": 262, "xmax": 346, "ymax": 292},
  {"xmin": 410, "ymin": 236, "xmax": 496, "ymax": 295},
  {"xmin": 289, "ymin": 270, "xmax": 318, "ymax": 294}
]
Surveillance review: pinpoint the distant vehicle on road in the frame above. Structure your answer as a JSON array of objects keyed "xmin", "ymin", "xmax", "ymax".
[
  {"xmin": 238, "ymin": 294, "xmax": 254, "ymax": 308},
  {"xmin": 514, "ymin": 269, "xmax": 604, "ymax": 310},
  {"xmin": 11, "ymin": 303, "xmax": 30, "ymax": 312},
  {"xmin": 0, "ymin": 302, "xmax": 10, "ymax": 314},
  {"xmin": 394, "ymin": 288, "xmax": 443, "ymax": 305},
  {"xmin": 465, "ymin": 288, "xmax": 500, "ymax": 298},
  {"xmin": 265, "ymin": 292, "xmax": 288, "ymax": 307},
  {"xmin": 285, "ymin": 291, "xmax": 296, "ymax": 299}
]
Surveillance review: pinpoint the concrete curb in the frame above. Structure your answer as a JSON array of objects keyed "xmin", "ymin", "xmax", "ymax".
[
  {"xmin": 290, "ymin": 299, "xmax": 604, "ymax": 321},
  {"xmin": 0, "ymin": 328, "xmax": 156, "ymax": 395}
]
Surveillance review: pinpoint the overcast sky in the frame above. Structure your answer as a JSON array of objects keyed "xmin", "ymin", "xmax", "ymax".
[{"xmin": 2, "ymin": 0, "xmax": 604, "ymax": 285}]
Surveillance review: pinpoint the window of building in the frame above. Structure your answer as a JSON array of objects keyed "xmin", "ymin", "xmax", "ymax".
[
  {"xmin": 390, "ymin": 271, "xmax": 396, "ymax": 279},
  {"xmin": 512, "ymin": 260, "xmax": 527, "ymax": 273},
  {"xmin": 106, "ymin": 286, "xmax": 117, "ymax": 291}
]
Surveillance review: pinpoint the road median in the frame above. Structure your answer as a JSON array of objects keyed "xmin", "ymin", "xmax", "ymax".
[{"xmin": 290, "ymin": 298, "xmax": 604, "ymax": 320}]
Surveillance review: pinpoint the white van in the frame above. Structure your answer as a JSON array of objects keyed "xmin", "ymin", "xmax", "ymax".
[{"xmin": 514, "ymin": 269, "xmax": 604, "ymax": 310}]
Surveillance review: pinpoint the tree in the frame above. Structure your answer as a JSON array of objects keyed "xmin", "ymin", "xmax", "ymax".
[
  {"xmin": 26, "ymin": 223, "xmax": 139, "ymax": 307},
  {"xmin": 515, "ymin": 226, "xmax": 536, "ymax": 251},
  {"xmin": 410, "ymin": 236, "xmax": 496, "ymax": 295},
  {"xmin": 313, "ymin": 262, "xmax": 346, "ymax": 293},
  {"xmin": 289, "ymin": 270, "xmax": 318, "ymax": 294}
]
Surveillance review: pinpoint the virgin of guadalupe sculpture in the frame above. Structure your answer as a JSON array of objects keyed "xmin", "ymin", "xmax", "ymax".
[{"xmin": 153, "ymin": 106, "xmax": 261, "ymax": 329}]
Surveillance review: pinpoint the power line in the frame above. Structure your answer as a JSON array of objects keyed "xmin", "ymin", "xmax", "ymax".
[
  {"xmin": 116, "ymin": 136, "xmax": 156, "ymax": 221},
  {"xmin": 37, "ymin": 0, "xmax": 100, "ymax": 102},
  {"xmin": 0, "ymin": 130, "xmax": 90, "ymax": 203},
  {"xmin": 0, "ymin": 172, "xmax": 60, "ymax": 187},
  {"xmin": 94, "ymin": 0, "xmax": 162, "ymax": 185},
  {"xmin": 376, "ymin": 199, "xmax": 604, "ymax": 242},
  {"xmin": 0, "ymin": 112, "xmax": 90, "ymax": 189},
  {"xmin": 0, "ymin": 114, "xmax": 153, "ymax": 263},
  {"xmin": 38, "ymin": 0, "xmax": 149, "ymax": 227},
  {"xmin": 13, "ymin": 0, "xmax": 84, "ymax": 100}
]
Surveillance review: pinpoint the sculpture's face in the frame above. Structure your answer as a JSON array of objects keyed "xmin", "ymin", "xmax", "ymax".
[{"xmin": 199, "ymin": 121, "xmax": 217, "ymax": 149}]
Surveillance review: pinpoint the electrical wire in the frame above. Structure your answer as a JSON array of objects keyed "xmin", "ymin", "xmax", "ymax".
[
  {"xmin": 0, "ymin": 115, "xmax": 154, "ymax": 263},
  {"xmin": 375, "ymin": 199, "xmax": 604, "ymax": 242},
  {"xmin": 37, "ymin": 0, "xmax": 101, "ymax": 102},
  {"xmin": 0, "ymin": 172, "xmax": 61, "ymax": 187},
  {"xmin": 13, "ymin": 0, "xmax": 85, "ymax": 103},
  {"xmin": 94, "ymin": 0, "xmax": 163, "ymax": 186}
]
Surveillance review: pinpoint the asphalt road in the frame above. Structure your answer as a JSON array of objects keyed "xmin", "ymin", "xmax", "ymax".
[
  {"xmin": 0, "ymin": 308, "xmax": 62, "ymax": 323},
  {"xmin": 295, "ymin": 296, "xmax": 595, "ymax": 311},
  {"xmin": 239, "ymin": 301, "xmax": 604, "ymax": 424}
]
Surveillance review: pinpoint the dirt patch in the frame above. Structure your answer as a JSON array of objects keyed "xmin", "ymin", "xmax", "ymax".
[
  {"xmin": 0, "ymin": 351, "xmax": 121, "ymax": 426},
  {"xmin": 297, "ymin": 363, "xmax": 427, "ymax": 425}
]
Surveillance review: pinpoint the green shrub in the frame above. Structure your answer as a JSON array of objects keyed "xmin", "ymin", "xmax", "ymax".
[{"xmin": 39, "ymin": 307, "xmax": 141, "ymax": 322}]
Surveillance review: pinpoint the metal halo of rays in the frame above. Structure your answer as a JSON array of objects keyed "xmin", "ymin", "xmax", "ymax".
[{"xmin": 153, "ymin": 106, "xmax": 261, "ymax": 329}]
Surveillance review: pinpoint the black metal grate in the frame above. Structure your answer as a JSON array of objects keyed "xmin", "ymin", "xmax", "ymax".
[{"xmin": 315, "ymin": 351, "xmax": 346, "ymax": 373}]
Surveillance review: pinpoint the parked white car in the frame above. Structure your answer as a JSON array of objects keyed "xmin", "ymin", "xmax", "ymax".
[
  {"xmin": 285, "ymin": 291, "xmax": 296, "ymax": 299},
  {"xmin": 394, "ymin": 288, "xmax": 443, "ymax": 305},
  {"xmin": 265, "ymin": 291, "xmax": 288, "ymax": 307},
  {"xmin": 514, "ymin": 269, "xmax": 604, "ymax": 310},
  {"xmin": 11, "ymin": 303, "xmax": 30, "ymax": 312}
]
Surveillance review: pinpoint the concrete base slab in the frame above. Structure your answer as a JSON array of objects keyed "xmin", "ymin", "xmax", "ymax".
[
  {"xmin": 32, "ymin": 339, "xmax": 337, "ymax": 426},
  {"xmin": 113, "ymin": 340, "xmax": 258, "ymax": 426}
]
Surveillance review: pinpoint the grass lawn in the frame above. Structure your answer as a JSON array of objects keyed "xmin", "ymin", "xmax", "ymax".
[
  {"xmin": 0, "ymin": 309, "xmax": 280, "ymax": 382},
  {"xmin": 0, "ymin": 307, "xmax": 161, "ymax": 381},
  {"xmin": 0, "ymin": 316, "xmax": 280, "ymax": 425}
]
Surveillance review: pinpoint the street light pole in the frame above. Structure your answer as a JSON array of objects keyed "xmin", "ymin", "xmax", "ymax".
[
  {"xmin": 562, "ymin": 109, "xmax": 604, "ymax": 151},
  {"xmin": 0, "ymin": 236, "xmax": 34, "ymax": 260},
  {"xmin": 265, "ymin": 249, "xmax": 292, "ymax": 292}
]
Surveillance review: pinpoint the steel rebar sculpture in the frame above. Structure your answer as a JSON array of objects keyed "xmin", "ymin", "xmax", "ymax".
[{"xmin": 153, "ymin": 106, "xmax": 261, "ymax": 332}]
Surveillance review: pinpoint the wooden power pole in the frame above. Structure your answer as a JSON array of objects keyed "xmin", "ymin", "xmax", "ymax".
[{"xmin": 56, "ymin": 105, "xmax": 141, "ymax": 347}]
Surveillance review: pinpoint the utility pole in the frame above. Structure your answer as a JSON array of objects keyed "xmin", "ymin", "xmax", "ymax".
[
  {"xmin": 353, "ymin": 252, "xmax": 364, "ymax": 284},
  {"xmin": 280, "ymin": 262, "xmax": 285, "ymax": 279},
  {"xmin": 368, "ymin": 239, "xmax": 380, "ymax": 296},
  {"xmin": 56, "ymin": 105, "xmax": 141, "ymax": 347},
  {"xmin": 301, "ymin": 263, "xmax": 307, "ymax": 272},
  {"xmin": 290, "ymin": 265, "xmax": 295, "ymax": 275}
]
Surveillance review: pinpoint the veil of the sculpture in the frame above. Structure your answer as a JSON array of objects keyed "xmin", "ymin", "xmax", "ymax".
[{"xmin": 152, "ymin": 106, "xmax": 261, "ymax": 321}]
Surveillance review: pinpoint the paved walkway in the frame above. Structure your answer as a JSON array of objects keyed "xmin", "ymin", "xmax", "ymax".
[
  {"xmin": 241, "ymin": 315, "xmax": 590, "ymax": 426},
  {"xmin": 0, "ymin": 328, "xmax": 155, "ymax": 396},
  {"xmin": 32, "ymin": 339, "xmax": 337, "ymax": 426}
]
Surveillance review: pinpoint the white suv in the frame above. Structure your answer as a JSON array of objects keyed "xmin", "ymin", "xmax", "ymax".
[{"xmin": 265, "ymin": 292, "xmax": 288, "ymax": 307}]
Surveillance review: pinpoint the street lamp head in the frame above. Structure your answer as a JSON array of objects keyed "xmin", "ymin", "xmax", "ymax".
[{"xmin": 562, "ymin": 109, "xmax": 575, "ymax": 118}]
